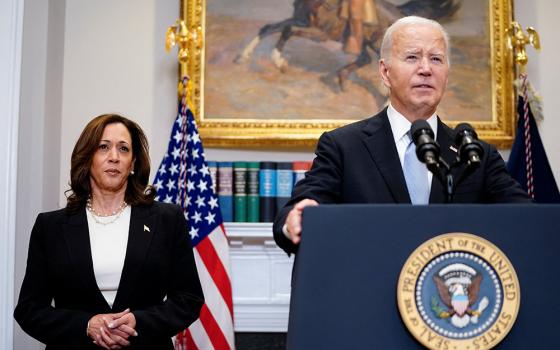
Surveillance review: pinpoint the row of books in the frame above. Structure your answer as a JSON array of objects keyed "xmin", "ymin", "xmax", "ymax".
[{"xmin": 207, "ymin": 161, "xmax": 313, "ymax": 223}]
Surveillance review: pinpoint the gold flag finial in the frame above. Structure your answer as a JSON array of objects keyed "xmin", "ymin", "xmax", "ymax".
[
  {"xmin": 165, "ymin": 19, "xmax": 204, "ymax": 96},
  {"xmin": 507, "ymin": 22, "xmax": 541, "ymax": 70}
]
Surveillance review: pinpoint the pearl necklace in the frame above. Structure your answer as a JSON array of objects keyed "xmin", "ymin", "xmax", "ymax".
[{"xmin": 86, "ymin": 198, "xmax": 128, "ymax": 226}]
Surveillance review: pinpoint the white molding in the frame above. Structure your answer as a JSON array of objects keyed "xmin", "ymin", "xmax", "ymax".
[
  {"xmin": 0, "ymin": 0, "xmax": 23, "ymax": 348},
  {"xmin": 234, "ymin": 304, "xmax": 290, "ymax": 332},
  {"xmin": 225, "ymin": 222, "xmax": 293, "ymax": 332},
  {"xmin": 225, "ymin": 222, "xmax": 274, "ymax": 238}
]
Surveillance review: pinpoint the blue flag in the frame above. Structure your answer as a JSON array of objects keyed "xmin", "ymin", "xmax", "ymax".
[{"xmin": 507, "ymin": 96, "xmax": 560, "ymax": 203}]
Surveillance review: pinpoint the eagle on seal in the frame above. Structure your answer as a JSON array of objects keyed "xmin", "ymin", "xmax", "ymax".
[{"xmin": 433, "ymin": 263, "xmax": 483, "ymax": 327}]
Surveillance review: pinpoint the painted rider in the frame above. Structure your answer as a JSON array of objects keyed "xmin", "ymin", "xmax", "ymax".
[{"xmin": 341, "ymin": 0, "xmax": 377, "ymax": 55}]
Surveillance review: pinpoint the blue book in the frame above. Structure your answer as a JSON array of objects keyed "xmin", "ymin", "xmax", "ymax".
[
  {"xmin": 217, "ymin": 161, "xmax": 233, "ymax": 222},
  {"xmin": 259, "ymin": 162, "xmax": 277, "ymax": 222}
]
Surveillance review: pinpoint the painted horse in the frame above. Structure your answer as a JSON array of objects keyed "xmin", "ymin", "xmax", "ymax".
[{"xmin": 235, "ymin": 0, "xmax": 461, "ymax": 92}]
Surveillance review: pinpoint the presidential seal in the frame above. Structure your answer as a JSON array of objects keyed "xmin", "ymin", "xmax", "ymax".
[{"xmin": 397, "ymin": 233, "xmax": 520, "ymax": 350}]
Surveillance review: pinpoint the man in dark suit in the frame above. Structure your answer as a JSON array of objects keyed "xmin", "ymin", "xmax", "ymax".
[{"xmin": 273, "ymin": 16, "xmax": 530, "ymax": 255}]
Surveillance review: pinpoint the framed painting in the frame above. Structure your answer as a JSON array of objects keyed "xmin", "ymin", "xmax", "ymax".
[{"xmin": 182, "ymin": 0, "xmax": 515, "ymax": 149}]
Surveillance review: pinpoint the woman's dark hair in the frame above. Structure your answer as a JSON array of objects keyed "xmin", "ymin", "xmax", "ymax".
[{"xmin": 65, "ymin": 114, "xmax": 155, "ymax": 213}]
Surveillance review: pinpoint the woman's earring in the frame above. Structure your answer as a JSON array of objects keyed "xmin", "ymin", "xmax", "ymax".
[{"xmin": 130, "ymin": 170, "xmax": 135, "ymax": 175}]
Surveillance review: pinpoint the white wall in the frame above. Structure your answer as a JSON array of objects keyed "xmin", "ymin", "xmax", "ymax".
[
  {"xmin": 15, "ymin": 0, "xmax": 64, "ymax": 348},
  {"xmin": 1, "ymin": 0, "xmax": 23, "ymax": 348},
  {"xmin": 58, "ymin": 0, "xmax": 179, "ymax": 206},
  {"xmin": 10, "ymin": 0, "xmax": 560, "ymax": 347}
]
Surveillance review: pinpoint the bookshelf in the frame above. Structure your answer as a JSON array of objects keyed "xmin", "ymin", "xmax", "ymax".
[
  {"xmin": 225, "ymin": 222, "xmax": 294, "ymax": 332},
  {"xmin": 212, "ymin": 160, "xmax": 309, "ymax": 331},
  {"xmin": 210, "ymin": 160, "xmax": 312, "ymax": 224}
]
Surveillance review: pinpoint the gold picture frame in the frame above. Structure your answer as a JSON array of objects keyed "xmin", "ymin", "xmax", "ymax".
[{"xmin": 182, "ymin": 0, "xmax": 515, "ymax": 149}]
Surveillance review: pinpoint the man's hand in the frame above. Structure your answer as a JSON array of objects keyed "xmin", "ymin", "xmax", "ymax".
[
  {"xmin": 284, "ymin": 198, "xmax": 319, "ymax": 245},
  {"xmin": 87, "ymin": 309, "xmax": 137, "ymax": 349}
]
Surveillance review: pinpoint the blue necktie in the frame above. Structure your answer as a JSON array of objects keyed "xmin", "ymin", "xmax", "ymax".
[{"xmin": 403, "ymin": 133, "xmax": 429, "ymax": 204}]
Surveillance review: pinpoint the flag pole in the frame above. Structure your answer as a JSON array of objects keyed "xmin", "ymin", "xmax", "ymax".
[
  {"xmin": 165, "ymin": 15, "xmax": 202, "ymax": 207},
  {"xmin": 506, "ymin": 22, "xmax": 541, "ymax": 200},
  {"xmin": 506, "ymin": 21, "xmax": 541, "ymax": 74},
  {"xmin": 162, "ymin": 12, "xmax": 236, "ymax": 348},
  {"xmin": 165, "ymin": 14, "xmax": 203, "ymax": 100}
]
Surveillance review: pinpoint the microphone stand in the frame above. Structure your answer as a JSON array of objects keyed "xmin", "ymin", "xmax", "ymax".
[
  {"xmin": 412, "ymin": 120, "xmax": 482, "ymax": 204},
  {"xmin": 428, "ymin": 158, "xmax": 453, "ymax": 203},
  {"xmin": 429, "ymin": 158, "xmax": 480, "ymax": 204}
]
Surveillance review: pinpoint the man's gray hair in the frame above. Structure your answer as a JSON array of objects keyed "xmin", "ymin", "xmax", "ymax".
[{"xmin": 380, "ymin": 16, "xmax": 451, "ymax": 65}]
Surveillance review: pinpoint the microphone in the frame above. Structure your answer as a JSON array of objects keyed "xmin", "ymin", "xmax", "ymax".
[
  {"xmin": 455, "ymin": 123, "xmax": 484, "ymax": 168},
  {"xmin": 410, "ymin": 120, "xmax": 440, "ymax": 167}
]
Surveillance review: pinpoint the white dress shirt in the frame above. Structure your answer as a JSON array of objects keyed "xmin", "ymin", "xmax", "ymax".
[{"xmin": 86, "ymin": 206, "xmax": 131, "ymax": 308}]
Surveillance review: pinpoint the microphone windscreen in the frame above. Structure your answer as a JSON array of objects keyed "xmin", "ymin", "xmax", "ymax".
[
  {"xmin": 454, "ymin": 123, "xmax": 478, "ymax": 144},
  {"xmin": 410, "ymin": 120, "xmax": 434, "ymax": 144}
]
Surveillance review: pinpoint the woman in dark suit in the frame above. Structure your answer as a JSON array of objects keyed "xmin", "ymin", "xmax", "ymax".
[{"xmin": 15, "ymin": 114, "xmax": 204, "ymax": 350}]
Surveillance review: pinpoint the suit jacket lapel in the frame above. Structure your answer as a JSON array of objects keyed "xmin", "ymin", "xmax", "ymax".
[
  {"xmin": 113, "ymin": 204, "xmax": 157, "ymax": 310},
  {"xmin": 362, "ymin": 109, "xmax": 411, "ymax": 203},
  {"xmin": 62, "ymin": 209, "xmax": 110, "ymax": 310}
]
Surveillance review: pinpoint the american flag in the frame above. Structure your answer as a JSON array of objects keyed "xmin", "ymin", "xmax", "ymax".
[{"xmin": 153, "ymin": 93, "xmax": 235, "ymax": 349}]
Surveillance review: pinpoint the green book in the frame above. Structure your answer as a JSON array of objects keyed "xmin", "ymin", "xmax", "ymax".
[
  {"xmin": 247, "ymin": 162, "xmax": 260, "ymax": 222},
  {"xmin": 233, "ymin": 162, "xmax": 248, "ymax": 222}
]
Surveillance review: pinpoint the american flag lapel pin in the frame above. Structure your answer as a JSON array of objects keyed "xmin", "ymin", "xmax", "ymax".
[{"xmin": 144, "ymin": 225, "xmax": 150, "ymax": 232}]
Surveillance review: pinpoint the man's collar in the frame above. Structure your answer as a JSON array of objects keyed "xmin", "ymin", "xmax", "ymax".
[{"xmin": 387, "ymin": 104, "xmax": 438, "ymax": 142}]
